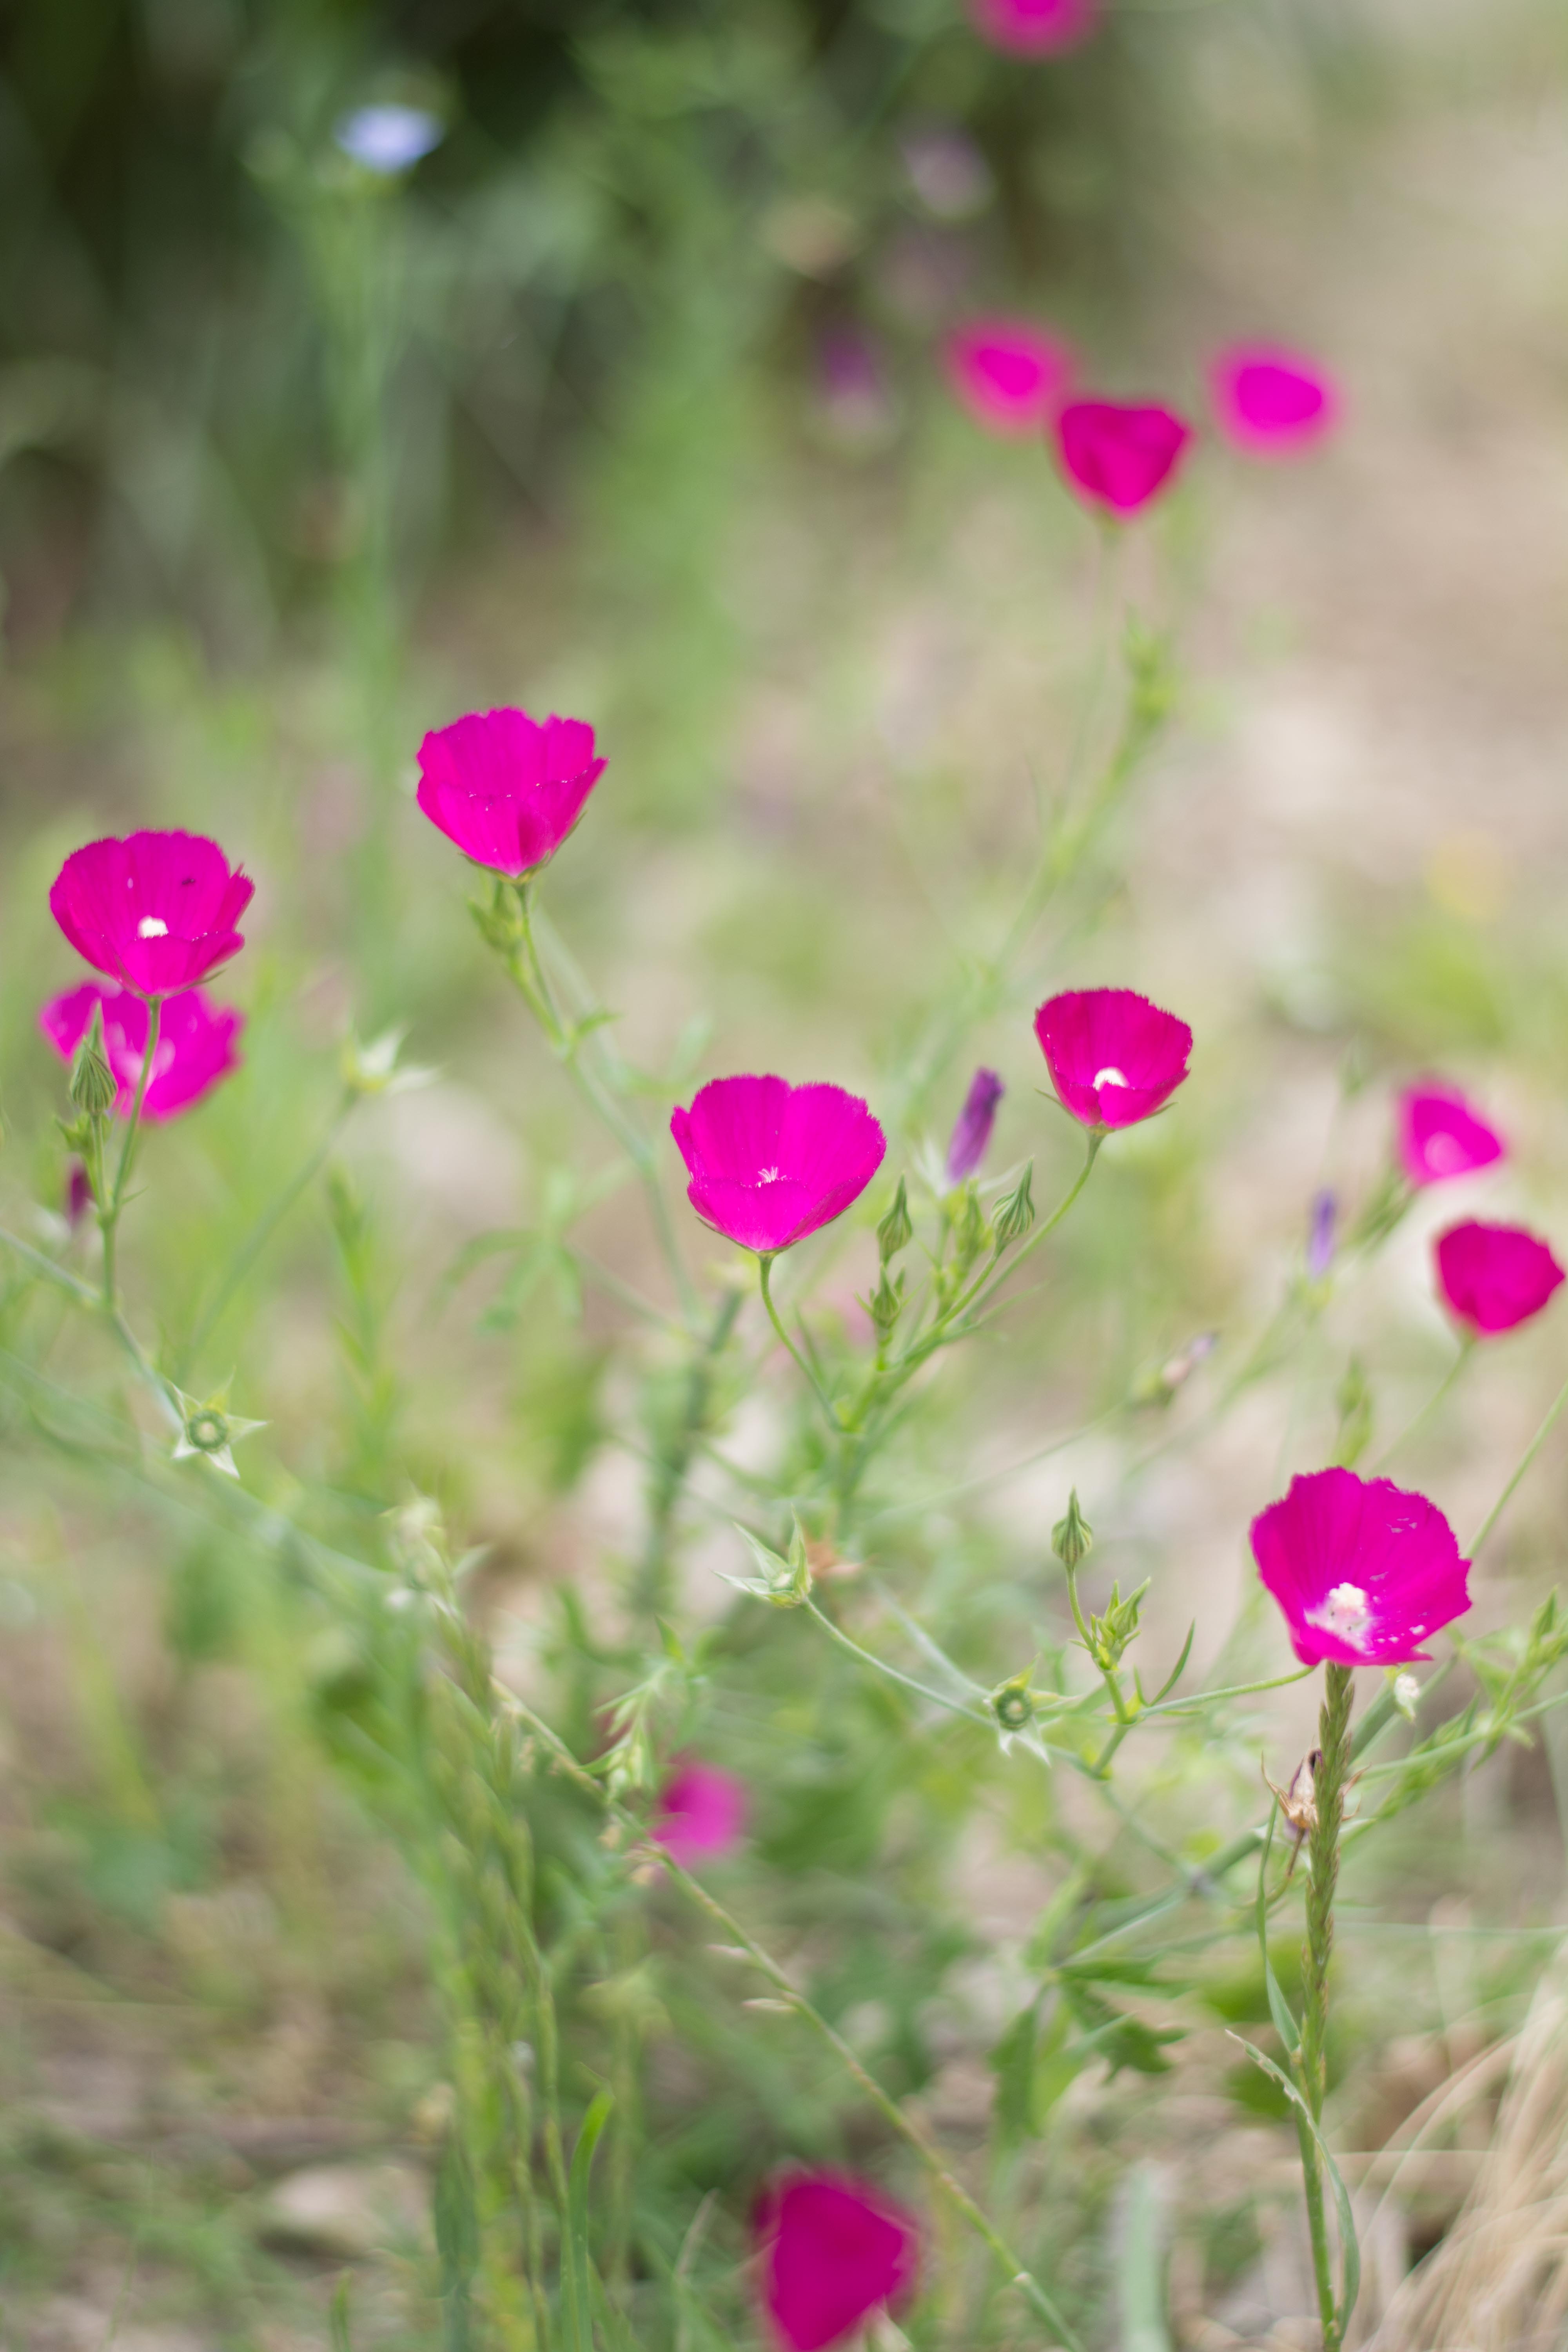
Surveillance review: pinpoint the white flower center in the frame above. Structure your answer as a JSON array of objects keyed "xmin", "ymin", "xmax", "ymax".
[
  {"xmin": 757, "ymin": 1166, "xmax": 780, "ymax": 1184},
  {"xmin": 1312, "ymin": 1581, "xmax": 1370, "ymax": 1638},
  {"xmin": 1092, "ymin": 1066, "xmax": 1129, "ymax": 1091},
  {"xmin": 138, "ymin": 916, "xmax": 169, "ymax": 939}
]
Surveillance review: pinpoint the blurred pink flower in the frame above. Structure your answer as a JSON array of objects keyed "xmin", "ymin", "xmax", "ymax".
[
  {"xmin": 1210, "ymin": 343, "xmax": 1338, "ymax": 455},
  {"xmin": 1306, "ymin": 1188, "xmax": 1337, "ymax": 1281},
  {"xmin": 1398, "ymin": 1083, "xmax": 1504, "ymax": 1187},
  {"xmin": 1436, "ymin": 1219, "xmax": 1564, "ymax": 1336},
  {"xmin": 652, "ymin": 1760, "xmax": 747, "ymax": 1867},
  {"xmin": 416, "ymin": 707, "xmax": 606, "ymax": 878},
  {"xmin": 65, "ymin": 1160, "xmax": 93, "ymax": 1227},
  {"xmin": 756, "ymin": 2170, "xmax": 919, "ymax": 2352},
  {"xmin": 1252, "ymin": 1466, "xmax": 1471, "ymax": 1668},
  {"xmin": 969, "ymin": 0, "xmax": 1100, "ymax": 56},
  {"xmin": 946, "ymin": 1067, "xmax": 1005, "ymax": 1184},
  {"xmin": 40, "ymin": 983, "xmax": 244, "ymax": 1122},
  {"xmin": 50, "ymin": 832, "xmax": 253, "ymax": 998},
  {"xmin": 1034, "ymin": 988, "xmax": 1192, "ymax": 1130},
  {"xmin": 946, "ymin": 318, "xmax": 1074, "ymax": 436},
  {"xmin": 1054, "ymin": 399, "xmax": 1192, "ymax": 517},
  {"xmin": 670, "ymin": 1076, "xmax": 886, "ymax": 1255}
]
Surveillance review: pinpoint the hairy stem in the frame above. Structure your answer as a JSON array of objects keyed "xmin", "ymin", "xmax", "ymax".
[{"xmin": 1298, "ymin": 1661, "xmax": 1354, "ymax": 2352}]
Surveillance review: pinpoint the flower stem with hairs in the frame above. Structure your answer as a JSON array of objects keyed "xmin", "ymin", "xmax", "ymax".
[{"xmin": 1297, "ymin": 1660, "xmax": 1354, "ymax": 2352}]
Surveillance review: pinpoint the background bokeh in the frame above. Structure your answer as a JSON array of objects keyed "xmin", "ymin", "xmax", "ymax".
[{"xmin": 6, "ymin": 1, "xmax": 1568, "ymax": 2347}]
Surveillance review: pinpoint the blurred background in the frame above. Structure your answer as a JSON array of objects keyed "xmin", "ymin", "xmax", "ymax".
[{"xmin": 7, "ymin": 0, "xmax": 1568, "ymax": 2346}]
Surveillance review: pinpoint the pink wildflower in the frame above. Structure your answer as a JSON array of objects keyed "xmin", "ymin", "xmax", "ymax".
[
  {"xmin": 946, "ymin": 318, "xmax": 1074, "ymax": 437},
  {"xmin": 1034, "ymin": 988, "xmax": 1192, "ymax": 1131},
  {"xmin": 1210, "ymin": 344, "xmax": 1338, "ymax": 456},
  {"xmin": 670, "ymin": 1076, "xmax": 886, "ymax": 1256},
  {"xmin": 49, "ymin": 832, "xmax": 253, "ymax": 998},
  {"xmin": 756, "ymin": 2171, "xmax": 919, "ymax": 2352},
  {"xmin": 1398, "ymin": 1082, "xmax": 1504, "ymax": 1188},
  {"xmin": 652, "ymin": 1760, "xmax": 747, "ymax": 1867},
  {"xmin": 416, "ymin": 707, "xmax": 606, "ymax": 878},
  {"xmin": 968, "ymin": 0, "xmax": 1100, "ymax": 56},
  {"xmin": 1252, "ymin": 1466, "xmax": 1471, "ymax": 1668},
  {"xmin": 1436, "ymin": 1220, "xmax": 1565, "ymax": 1337},
  {"xmin": 40, "ymin": 983, "xmax": 243, "ymax": 1123},
  {"xmin": 65, "ymin": 1161, "xmax": 93, "ymax": 1227},
  {"xmin": 946, "ymin": 1068, "xmax": 1005, "ymax": 1185},
  {"xmin": 1054, "ymin": 399, "xmax": 1193, "ymax": 517}
]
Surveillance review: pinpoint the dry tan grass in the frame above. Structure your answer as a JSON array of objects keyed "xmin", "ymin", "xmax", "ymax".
[{"xmin": 1364, "ymin": 1968, "xmax": 1568, "ymax": 2352}]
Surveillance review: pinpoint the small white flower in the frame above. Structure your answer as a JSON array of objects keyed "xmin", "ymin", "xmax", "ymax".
[{"xmin": 334, "ymin": 104, "xmax": 443, "ymax": 175}]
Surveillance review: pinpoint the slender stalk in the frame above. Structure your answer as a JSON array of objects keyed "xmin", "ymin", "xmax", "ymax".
[
  {"xmin": 506, "ymin": 886, "xmax": 696, "ymax": 1321},
  {"xmin": 179, "ymin": 1095, "xmax": 356, "ymax": 1379},
  {"xmin": 758, "ymin": 1255, "xmax": 842, "ymax": 1430},
  {"xmin": 1467, "ymin": 1365, "xmax": 1568, "ymax": 1555},
  {"xmin": 101, "ymin": 994, "xmax": 162, "ymax": 1306},
  {"xmin": 1297, "ymin": 1662, "xmax": 1354, "ymax": 2352},
  {"xmin": 635, "ymin": 1287, "xmax": 742, "ymax": 1613},
  {"xmin": 1372, "ymin": 1339, "xmax": 1472, "ymax": 1474},
  {"xmin": 505, "ymin": 1691, "xmax": 1084, "ymax": 2352}
]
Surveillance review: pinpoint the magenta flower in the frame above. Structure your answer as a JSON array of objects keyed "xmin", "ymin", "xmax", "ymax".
[
  {"xmin": 65, "ymin": 1160, "xmax": 93, "ymax": 1227},
  {"xmin": 652, "ymin": 1760, "xmax": 747, "ymax": 1867},
  {"xmin": 968, "ymin": 0, "xmax": 1100, "ymax": 56},
  {"xmin": 756, "ymin": 2171, "xmax": 919, "ymax": 2352},
  {"xmin": 946, "ymin": 1068, "xmax": 1005, "ymax": 1185},
  {"xmin": 1398, "ymin": 1082, "xmax": 1504, "ymax": 1188},
  {"xmin": 946, "ymin": 318, "xmax": 1074, "ymax": 437},
  {"xmin": 49, "ymin": 832, "xmax": 253, "ymax": 998},
  {"xmin": 1054, "ymin": 399, "xmax": 1193, "ymax": 518},
  {"xmin": 1252, "ymin": 1467, "xmax": 1471, "ymax": 1668},
  {"xmin": 40, "ymin": 982, "xmax": 243, "ymax": 1123},
  {"xmin": 670, "ymin": 1076, "xmax": 886, "ymax": 1256},
  {"xmin": 1034, "ymin": 989, "xmax": 1192, "ymax": 1131},
  {"xmin": 1210, "ymin": 343, "xmax": 1339, "ymax": 456},
  {"xmin": 416, "ymin": 706, "xmax": 606, "ymax": 878},
  {"xmin": 1436, "ymin": 1219, "xmax": 1565, "ymax": 1337}
]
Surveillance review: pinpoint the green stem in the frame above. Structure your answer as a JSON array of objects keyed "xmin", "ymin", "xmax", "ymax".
[
  {"xmin": 1467, "ymin": 1365, "xmax": 1568, "ymax": 1555},
  {"xmin": 1372, "ymin": 1339, "xmax": 1472, "ymax": 1474},
  {"xmin": 1297, "ymin": 1661, "xmax": 1354, "ymax": 2352},
  {"xmin": 101, "ymin": 995, "xmax": 162, "ymax": 1307},
  {"xmin": 758, "ymin": 1255, "xmax": 842, "ymax": 1430},
  {"xmin": 508, "ymin": 886, "xmax": 696, "ymax": 1322},
  {"xmin": 635, "ymin": 1287, "xmax": 742, "ymax": 1613},
  {"xmin": 179, "ymin": 1095, "xmax": 356, "ymax": 1380},
  {"xmin": 504, "ymin": 1693, "xmax": 1084, "ymax": 2352}
]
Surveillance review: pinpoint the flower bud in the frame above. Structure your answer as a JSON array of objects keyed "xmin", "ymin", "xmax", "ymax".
[
  {"xmin": 69, "ymin": 1007, "xmax": 117, "ymax": 1119},
  {"xmin": 993, "ymin": 1162, "xmax": 1035, "ymax": 1250},
  {"xmin": 65, "ymin": 1160, "xmax": 93, "ymax": 1228},
  {"xmin": 949, "ymin": 1182, "xmax": 991, "ymax": 1281},
  {"xmin": 1085, "ymin": 1578, "xmax": 1148, "ymax": 1673},
  {"xmin": 867, "ymin": 1264, "xmax": 906, "ymax": 1341},
  {"xmin": 1052, "ymin": 1488, "xmax": 1093, "ymax": 1573},
  {"xmin": 877, "ymin": 1177, "xmax": 913, "ymax": 1263},
  {"xmin": 945, "ymin": 1069, "xmax": 1004, "ymax": 1188}
]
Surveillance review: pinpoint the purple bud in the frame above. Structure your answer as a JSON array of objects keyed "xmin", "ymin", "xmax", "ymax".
[
  {"xmin": 1307, "ymin": 1188, "xmax": 1337, "ymax": 1281},
  {"xmin": 65, "ymin": 1160, "xmax": 93, "ymax": 1229},
  {"xmin": 945, "ymin": 1068, "xmax": 1005, "ymax": 1187}
]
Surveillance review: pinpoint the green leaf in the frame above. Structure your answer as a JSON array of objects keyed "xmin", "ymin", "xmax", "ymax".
[{"xmin": 565, "ymin": 2091, "xmax": 614, "ymax": 2352}]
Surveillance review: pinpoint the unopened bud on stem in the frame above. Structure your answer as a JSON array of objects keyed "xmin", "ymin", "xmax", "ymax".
[
  {"xmin": 1052, "ymin": 1488, "xmax": 1093, "ymax": 1573},
  {"xmin": 877, "ymin": 1178, "xmax": 913, "ymax": 1263},
  {"xmin": 69, "ymin": 1008, "xmax": 116, "ymax": 1119},
  {"xmin": 994, "ymin": 1162, "xmax": 1035, "ymax": 1249}
]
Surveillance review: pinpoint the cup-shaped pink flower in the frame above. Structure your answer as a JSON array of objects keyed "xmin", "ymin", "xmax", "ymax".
[
  {"xmin": 756, "ymin": 2171, "xmax": 919, "ymax": 2352},
  {"xmin": 50, "ymin": 831, "xmax": 253, "ymax": 998},
  {"xmin": 1054, "ymin": 399, "xmax": 1193, "ymax": 518},
  {"xmin": 652, "ymin": 1760, "xmax": 747, "ymax": 1867},
  {"xmin": 1436, "ymin": 1219, "xmax": 1565, "ymax": 1337},
  {"xmin": 1034, "ymin": 989, "xmax": 1192, "ymax": 1131},
  {"xmin": 41, "ymin": 983, "xmax": 244, "ymax": 1123},
  {"xmin": 670, "ymin": 1076, "xmax": 886, "ymax": 1256},
  {"xmin": 1398, "ymin": 1082, "xmax": 1504, "ymax": 1188},
  {"xmin": 946, "ymin": 318, "xmax": 1074, "ymax": 436},
  {"xmin": 946, "ymin": 1067, "xmax": 1005, "ymax": 1185},
  {"xmin": 1210, "ymin": 344, "xmax": 1338, "ymax": 456},
  {"xmin": 968, "ymin": 0, "xmax": 1100, "ymax": 56},
  {"xmin": 1252, "ymin": 1467, "xmax": 1471, "ymax": 1668},
  {"xmin": 416, "ymin": 706, "xmax": 606, "ymax": 878}
]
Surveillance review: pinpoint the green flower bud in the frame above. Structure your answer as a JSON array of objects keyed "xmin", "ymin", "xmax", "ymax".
[
  {"xmin": 867, "ymin": 1264, "xmax": 905, "ymax": 1341},
  {"xmin": 1085, "ymin": 1578, "xmax": 1149, "ymax": 1673},
  {"xmin": 993, "ymin": 1161, "xmax": 1035, "ymax": 1250},
  {"xmin": 69, "ymin": 1009, "xmax": 117, "ymax": 1119},
  {"xmin": 877, "ymin": 1177, "xmax": 913, "ymax": 1263},
  {"xmin": 1052, "ymin": 1488, "xmax": 1093, "ymax": 1573},
  {"xmin": 950, "ymin": 1182, "xmax": 991, "ymax": 1281}
]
